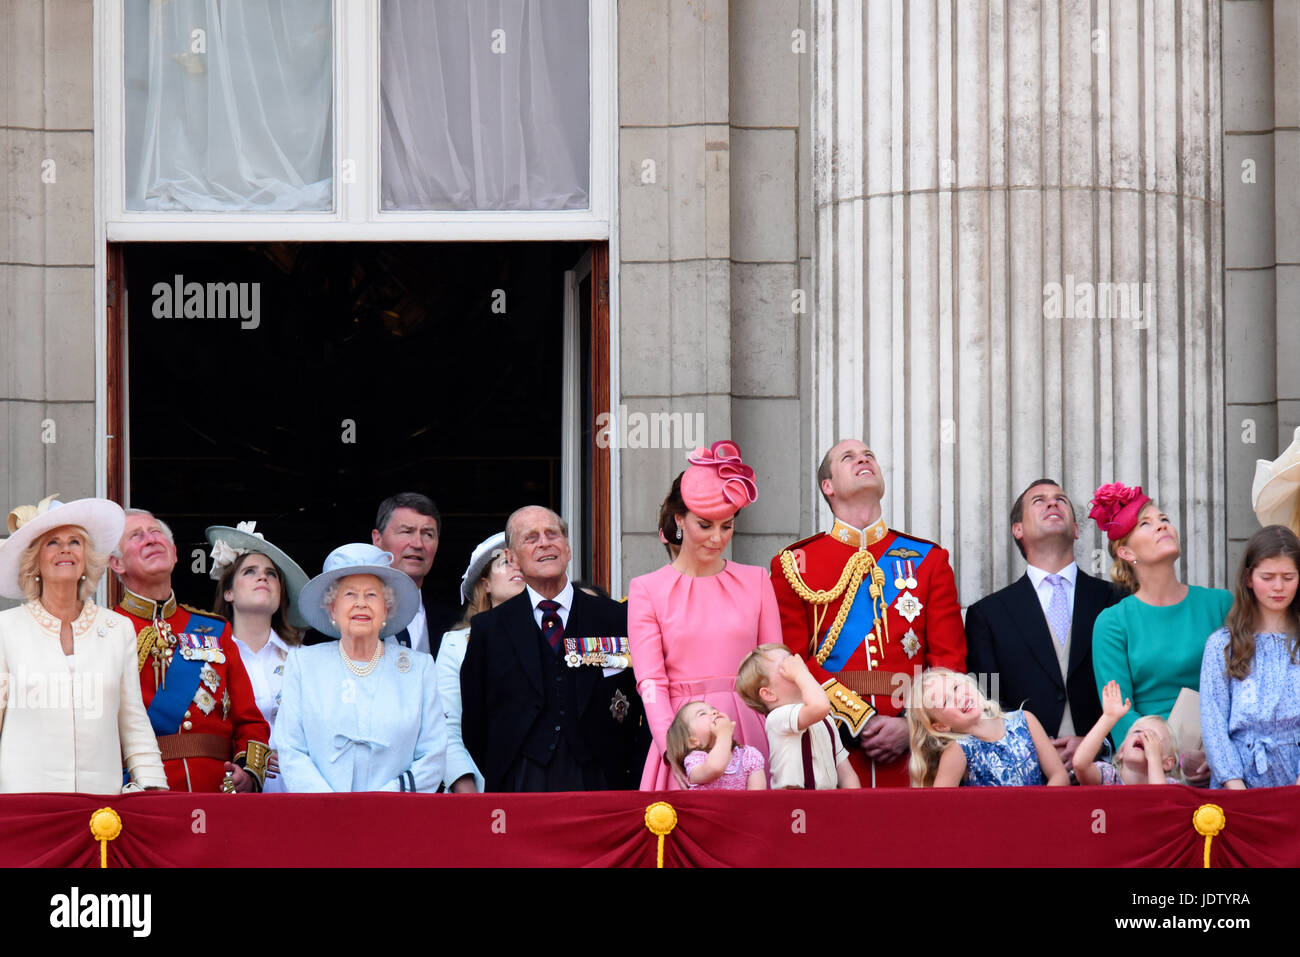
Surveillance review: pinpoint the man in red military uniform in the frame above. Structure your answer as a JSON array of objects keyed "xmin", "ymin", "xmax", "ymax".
[
  {"xmin": 109, "ymin": 509, "xmax": 269, "ymax": 792},
  {"xmin": 770, "ymin": 440, "xmax": 966, "ymax": 786}
]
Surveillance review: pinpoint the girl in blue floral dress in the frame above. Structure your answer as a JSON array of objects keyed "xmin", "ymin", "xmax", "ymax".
[
  {"xmin": 906, "ymin": 668, "xmax": 1070, "ymax": 787},
  {"xmin": 1200, "ymin": 525, "xmax": 1300, "ymax": 789}
]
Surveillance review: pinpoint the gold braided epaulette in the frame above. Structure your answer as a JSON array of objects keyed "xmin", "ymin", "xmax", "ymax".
[{"xmin": 136, "ymin": 625, "xmax": 159, "ymax": 674}]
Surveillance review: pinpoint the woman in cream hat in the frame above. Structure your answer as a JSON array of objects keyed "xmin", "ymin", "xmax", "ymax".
[
  {"xmin": 272, "ymin": 543, "xmax": 446, "ymax": 792},
  {"xmin": 0, "ymin": 494, "xmax": 166, "ymax": 793},
  {"xmin": 434, "ymin": 531, "xmax": 526, "ymax": 793}
]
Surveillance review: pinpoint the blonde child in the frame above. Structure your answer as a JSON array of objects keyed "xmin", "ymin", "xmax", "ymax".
[
  {"xmin": 736, "ymin": 643, "xmax": 860, "ymax": 789},
  {"xmin": 664, "ymin": 701, "xmax": 766, "ymax": 790},
  {"xmin": 1074, "ymin": 680, "xmax": 1178, "ymax": 785},
  {"xmin": 906, "ymin": 667, "xmax": 1069, "ymax": 787}
]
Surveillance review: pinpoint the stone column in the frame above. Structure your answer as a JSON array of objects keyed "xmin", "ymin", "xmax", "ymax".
[{"xmin": 812, "ymin": 0, "xmax": 1225, "ymax": 601}]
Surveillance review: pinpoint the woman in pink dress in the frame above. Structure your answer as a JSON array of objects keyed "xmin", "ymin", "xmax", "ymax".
[{"xmin": 629, "ymin": 440, "xmax": 783, "ymax": 790}]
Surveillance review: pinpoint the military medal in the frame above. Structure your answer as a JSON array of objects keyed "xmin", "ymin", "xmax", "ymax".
[
  {"xmin": 222, "ymin": 689, "xmax": 231, "ymax": 721},
  {"xmin": 193, "ymin": 688, "xmax": 216, "ymax": 715},
  {"xmin": 893, "ymin": 560, "xmax": 906, "ymax": 590},
  {"xmin": 903, "ymin": 560, "xmax": 917, "ymax": 589},
  {"xmin": 396, "ymin": 651, "xmax": 412, "ymax": 673},
  {"xmin": 564, "ymin": 636, "xmax": 630, "ymax": 669},
  {"xmin": 894, "ymin": 591, "xmax": 923, "ymax": 623},
  {"xmin": 609, "ymin": 688, "xmax": 630, "ymax": 723},
  {"xmin": 200, "ymin": 664, "xmax": 220, "ymax": 693},
  {"xmin": 902, "ymin": 628, "xmax": 921, "ymax": 658}
]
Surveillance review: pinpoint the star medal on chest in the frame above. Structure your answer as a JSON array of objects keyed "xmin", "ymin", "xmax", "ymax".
[
  {"xmin": 894, "ymin": 591, "xmax": 924, "ymax": 623},
  {"xmin": 396, "ymin": 650, "xmax": 411, "ymax": 673},
  {"xmin": 193, "ymin": 687, "xmax": 216, "ymax": 715},
  {"xmin": 610, "ymin": 688, "xmax": 630, "ymax": 723},
  {"xmin": 901, "ymin": 628, "xmax": 921, "ymax": 658},
  {"xmin": 222, "ymin": 689, "xmax": 231, "ymax": 721},
  {"xmin": 200, "ymin": 664, "xmax": 220, "ymax": 693}
]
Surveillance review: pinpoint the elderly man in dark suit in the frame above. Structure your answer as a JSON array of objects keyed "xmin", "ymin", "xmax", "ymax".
[
  {"xmin": 460, "ymin": 506, "xmax": 648, "ymax": 791},
  {"xmin": 965, "ymin": 479, "xmax": 1121, "ymax": 773}
]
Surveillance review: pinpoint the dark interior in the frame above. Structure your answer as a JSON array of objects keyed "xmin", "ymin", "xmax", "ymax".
[{"xmin": 123, "ymin": 241, "xmax": 585, "ymax": 615}]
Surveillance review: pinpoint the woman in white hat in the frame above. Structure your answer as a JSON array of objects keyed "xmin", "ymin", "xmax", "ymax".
[
  {"xmin": 435, "ymin": 532, "xmax": 525, "ymax": 793},
  {"xmin": 208, "ymin": 522, "xmax": 310, "ymax": 793},
  {"xmin": 0, "ymin": 495, "xmax": 166, "ymax": 793},
  {"xmin": 272, "ymin": 543, "xmax": 447, "ymax": 792}
]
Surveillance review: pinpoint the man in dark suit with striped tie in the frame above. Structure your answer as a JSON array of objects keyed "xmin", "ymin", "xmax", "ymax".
[{"xmin": 460, "ymin": 505, "xmax": 648, "ymax": 791}]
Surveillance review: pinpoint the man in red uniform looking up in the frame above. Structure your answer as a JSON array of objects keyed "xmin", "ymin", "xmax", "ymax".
[
  {"xmin": 109, "ymin": 509, "xmax": 269, "ymax": 792},
  {"xmin": 769, "ymin": 440, "xmax": 967, "ymax": 786}
]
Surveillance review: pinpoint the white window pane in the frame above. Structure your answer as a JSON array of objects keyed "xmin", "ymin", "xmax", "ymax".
[
  {"xmin": 124, "ymin": 0, "xmax": 333, "ymax": 212},
  {"xmin": 381, "ymin": 0, "xmax": 590, "ymax": 211}
]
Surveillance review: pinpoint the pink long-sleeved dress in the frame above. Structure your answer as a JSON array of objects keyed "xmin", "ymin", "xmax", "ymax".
[{"xmin": 628, "ymin": 561, "xmax": 783, "ymax": 790}]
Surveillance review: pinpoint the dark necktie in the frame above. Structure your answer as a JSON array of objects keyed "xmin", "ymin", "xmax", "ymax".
[{"xmin": 538, "ymin": 599, "xmax": 564, "ymax": 651}]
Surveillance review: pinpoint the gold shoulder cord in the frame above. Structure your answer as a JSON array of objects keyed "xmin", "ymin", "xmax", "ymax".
[
  {"xmin": 136, "ymin": 625, "xmax": 159, "ymax": 674},
  {"xmin": 779, "ymin": 550, "xmax": 890, "ymax": 665}
]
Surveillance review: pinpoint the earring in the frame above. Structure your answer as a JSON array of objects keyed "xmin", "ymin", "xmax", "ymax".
[
  {"xmin": 34, "ymin": 574, "xmax": 40, "ymax": 581},
  {"xmin": 675, "ymin": 525, "xmax": 682, "ymax": 542},
  {"xmin": 80, "ymin": 574, "xmax": 86, "ymax": 581},
  {"xmin": 330, "ymin": 617, "xmax": 336, "ymax": 627}
]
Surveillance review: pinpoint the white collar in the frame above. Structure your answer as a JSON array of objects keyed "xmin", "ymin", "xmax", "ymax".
[
  {"xmin": 526, "ymin": 579, "xmax": 574, "ymax": 612},
  {"xmin": 235, "ymin": 628, "xmax": 289, "ymax": 657},
  {"xmin": 1026, "ymin": 561, "xmax": 1078, "ymax": 590}
]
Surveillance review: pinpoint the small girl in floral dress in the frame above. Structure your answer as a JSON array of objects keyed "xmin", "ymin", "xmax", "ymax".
[{"xmin": 665, "ymin": 700, "xmax": 766, "ymax": 790}]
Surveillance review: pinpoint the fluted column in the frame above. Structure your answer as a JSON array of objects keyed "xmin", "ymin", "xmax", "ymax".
[{"xmin": 812, "ymin": 0, "xmax": 1225, "ymax": 601}]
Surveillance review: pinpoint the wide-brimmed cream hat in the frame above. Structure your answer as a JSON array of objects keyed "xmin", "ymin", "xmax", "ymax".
[
  {"xmin": 0, "ymin": 494, "xmax": 126, "ymax": 599},
  {"xmin": 1252, "ymin": 427, "xmax": 1300, "ymax": 534}
]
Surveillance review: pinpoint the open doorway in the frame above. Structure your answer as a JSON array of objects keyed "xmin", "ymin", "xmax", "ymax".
[{"xmin": 108, "ymin": 241, "xmax": 608, "ymax": 614}]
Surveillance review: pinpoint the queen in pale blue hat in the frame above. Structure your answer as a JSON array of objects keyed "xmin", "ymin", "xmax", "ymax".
[{"xmin": 270, "ymin": 544, "xmax": 446, "ymax": 792}]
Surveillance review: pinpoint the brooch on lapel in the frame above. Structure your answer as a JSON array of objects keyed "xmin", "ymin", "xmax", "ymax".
[{"xmin": 610, "ymin": 689, "xmax": 630, "ymax": 723}]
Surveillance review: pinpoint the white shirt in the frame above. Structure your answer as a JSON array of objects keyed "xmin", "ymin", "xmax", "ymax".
[
  {"xmin": 1025, "ymin": 561, "xmax": 1079, "ymax": 629},
  {"xmin": 232, "ymin": 630, "xmax": 290, "ymax": 732},
  {"xmin": 765, "ymin": 703, "xmax": 848, "ymax": 789},
  {"xmin": 405, "ymin": 602, "xmax": 430, "ymax": 655},
  {"xmin": 233, "ymin": 629, "xmax": 291, "ymax": 794},
  {"xmin": 525, "ymin": 580, "xmax": 574, "ymax": 632}
]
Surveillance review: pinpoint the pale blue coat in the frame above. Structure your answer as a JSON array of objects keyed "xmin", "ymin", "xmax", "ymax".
[{"xmin": 272, "ymin": 639, "xmax": 447, "ymax": 792}]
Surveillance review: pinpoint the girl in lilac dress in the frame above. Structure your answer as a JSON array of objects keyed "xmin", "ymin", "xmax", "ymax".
[
  {"xmin": 629, "ymin": 441, "xmax": 783, "ymax": 790},
  {"xmin": 666, "ymin": 701, "xmax": 766, "ymax": 790},
  {"xmin": 906, "ymin": 668, "xmax": 1069, "ymax": 787}
]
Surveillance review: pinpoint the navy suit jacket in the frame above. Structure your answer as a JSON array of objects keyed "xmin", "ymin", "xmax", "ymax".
[
  {"xmin": 460, "ymin": 587, "xmax": 648, "ymax": 791},
  {"xmin": 965, "ymin": 568, "xmax": 1121, "ymax": 738}
]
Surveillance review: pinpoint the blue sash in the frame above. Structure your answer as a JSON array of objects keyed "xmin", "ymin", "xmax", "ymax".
[
  {"xmin": 144, "ymin": 613, "xmax": 225, "ymax": 737},
  {"xmin": 819, "ymin": 536, "xmax": 934, "ymax": 672}
]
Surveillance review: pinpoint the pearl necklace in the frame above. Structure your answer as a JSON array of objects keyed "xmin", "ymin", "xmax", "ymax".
[{"xmin": 339, "ymin": 638, "xmax": 384, "ymax": 677}]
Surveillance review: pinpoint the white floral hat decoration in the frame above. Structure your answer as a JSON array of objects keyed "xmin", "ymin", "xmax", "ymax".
[
  {"xmin": 1252, "ymin": 426, "xmax": 1300, "ymax": 535},
  {"xmin": 205, "ymin": 521, "xmax": 311, "ymax": 629}
]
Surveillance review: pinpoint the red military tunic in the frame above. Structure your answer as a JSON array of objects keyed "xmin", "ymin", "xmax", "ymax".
[
  {"xmin": 117, "ymin": 589, "xmax": 270, "ymax": 792},
  {"xmin": 769, "ymin": 516, "xmax": 966, "ymax": 786}
]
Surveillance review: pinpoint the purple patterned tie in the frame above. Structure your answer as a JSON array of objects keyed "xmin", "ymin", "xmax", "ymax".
[
  {"xmin": 1044, "ymin": 574, "xmax": 1072, "ymax": 647},
  {"xmin": 538, "ymin": 599, "xmax": 564, "ymax": 651}
]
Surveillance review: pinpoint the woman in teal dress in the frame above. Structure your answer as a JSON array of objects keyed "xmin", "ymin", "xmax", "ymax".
[{"xmin": 1088, "ymin": 483, "xmax": 1232, "ymax": 785}]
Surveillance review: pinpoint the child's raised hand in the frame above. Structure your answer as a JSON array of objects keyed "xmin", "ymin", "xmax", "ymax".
[
  {"xmin": 1139, "ymin": 728, "xmax": 1163, "ymax": 768},
  {"xmin": 778, "ymin": 653, "xmax": 808, "ymax": 681},
  {"xmin": 1101, "ymin": 680, "xmax": 1131, "ymax": 720},
  {"xmin": 711, "ymin": 712, "xmax": 736, "ymax": 739}
]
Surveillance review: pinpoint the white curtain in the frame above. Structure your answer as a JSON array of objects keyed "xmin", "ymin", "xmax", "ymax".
[
  {"xmin": 124, "ymin": 0, "xmax": 333, "ymax": 211},
  {"xmin": 381, "ymin": 0, "xmax": 589, "ymax": 211}
]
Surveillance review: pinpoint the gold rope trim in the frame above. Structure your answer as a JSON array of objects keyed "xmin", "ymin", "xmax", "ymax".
[
  {"xmin": 779, "ymin": 550, "xmax": 890, "ymax": 665},
  {"xmin": 135, "ymin": 625, "xmax": 159, "ymax": 674}
]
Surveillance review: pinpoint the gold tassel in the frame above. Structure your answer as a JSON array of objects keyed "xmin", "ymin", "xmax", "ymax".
[
  {"xmin": 1192, "ymin": 803, "xmax": 1226, "ymax": 868},
  {"xmin": 89, "ymin": 807, "xmax": 123, "ymax": 869},
  {"xmin": 644, "ymin": 801, "xmax": 677, "ymax": 869}
]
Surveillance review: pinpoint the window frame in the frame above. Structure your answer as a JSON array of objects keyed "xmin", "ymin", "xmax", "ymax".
[{"xmin": 98, "ymin": 0, "xmax": 613, "ymax": 241}]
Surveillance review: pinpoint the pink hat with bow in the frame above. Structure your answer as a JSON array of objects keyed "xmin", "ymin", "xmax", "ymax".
[
  {"xmin": 680, "ymin": 440, "xmax": 758, "ymax": 520},
  {"xmin": 1088, "ymin": 482, "xmax": 1152, "ymax": 541}
]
